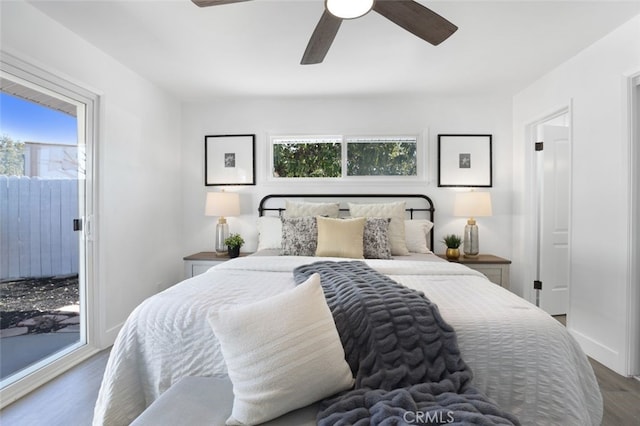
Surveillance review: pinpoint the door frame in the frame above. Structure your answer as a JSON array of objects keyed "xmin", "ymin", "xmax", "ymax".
[
  {"xmin": 625, "ymin": 72, "xmax": 640, "ymax": 376},
  {"xmin": 0, "ymin": 51, "xmax": 101, "ymax": 408}
]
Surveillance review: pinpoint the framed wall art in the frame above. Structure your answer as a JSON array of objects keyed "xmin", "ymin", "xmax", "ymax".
[
  {"xmin": 438, "ymin": 134, "xmax": 492, "ymax": 187},
  {"xmin": 205, "ymin": 134, "xmax": 256, "ymax": 186}
]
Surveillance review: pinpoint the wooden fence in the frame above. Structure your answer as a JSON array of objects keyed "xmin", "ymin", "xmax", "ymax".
[{"xmin": 0, "ymin": 176, "xmax": 79, "ymax": 280}]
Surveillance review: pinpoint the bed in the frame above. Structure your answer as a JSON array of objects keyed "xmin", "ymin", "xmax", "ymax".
[{"xmin": 93, "ymin": 194, "xmax": 602, "ymax": 426}]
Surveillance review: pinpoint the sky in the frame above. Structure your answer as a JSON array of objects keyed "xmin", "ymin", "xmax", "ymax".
[{"xmin": 0, "ymin": 92, "xmax": 78, "ymax": 145}]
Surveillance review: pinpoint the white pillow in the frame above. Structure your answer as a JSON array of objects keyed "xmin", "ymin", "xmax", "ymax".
[
  {"xmin": 256, "ymin": 216, "xmax": 282, "ymax": 251},
  {"xmin": 348, "ymin": 201, "xmax": 409, "ymax": 255},
  {"xmin": 285, "ymin": 201, "xmax": 340, "ymax": 218},
  {"xmin": 207, "ymin": 273, "xmax": 354, "ymax": 425},
  {"xmin": 404, "ymin": 219, "xmax": 434, "ymax": 253}
]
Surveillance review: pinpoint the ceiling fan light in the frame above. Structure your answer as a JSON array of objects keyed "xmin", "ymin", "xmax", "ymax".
[{"xmin": 326, "ymin": 0, "xmax": 374, "ymax": 19}]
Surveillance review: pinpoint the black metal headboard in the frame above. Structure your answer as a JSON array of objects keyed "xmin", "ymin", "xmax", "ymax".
[{"xmin": 258, "ymin": 194, "xmax": 435, "ymax": 250}]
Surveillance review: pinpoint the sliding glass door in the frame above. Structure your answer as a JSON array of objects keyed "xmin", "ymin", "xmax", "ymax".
[{"xmin": 0, "ymin": 61, "xmax": 95, "ymax": 394}]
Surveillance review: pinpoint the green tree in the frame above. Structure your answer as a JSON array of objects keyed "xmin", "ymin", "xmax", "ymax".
[
  {"xmin": 273, "ymin": 142, "xmax": 341, "ymax": 178},
  {"xmin": 0, "ymin": 134, "xmax": 25, "ymax": 176},
  {"xmin": 347, "ymin": 142, "xmax": 416, "ymax": 176}
]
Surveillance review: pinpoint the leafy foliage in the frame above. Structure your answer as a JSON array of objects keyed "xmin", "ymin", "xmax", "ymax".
[
  {"xmin": 273, "ymin": 139, "xmax": 418, "ymax": 179},
  {"xmin": 441, "ymin": 234, "xmax": 462, "ymax": 248},
  {"xmin": 224, "ymin": 233, "xmax": 245, "ymax": 248},
  {"xmin": 0, "ymin": 135, "xmax": 25, "ymax": 176},
  {"xmin": 273, "ymin": 142, "xmax": 341, "ymax": 178},
  {"xmin": 347, "ymin": 142, "xmax": 416, "ymax": 176}
]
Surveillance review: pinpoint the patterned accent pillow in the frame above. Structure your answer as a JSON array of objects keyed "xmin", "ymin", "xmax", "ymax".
[
  {"xmin": 363, "ymin": 218, "xmax": 393, "ymax": 259},
  {"xmin": 281, "ymin": 216, "xmax": 317, "ymax": 256}
]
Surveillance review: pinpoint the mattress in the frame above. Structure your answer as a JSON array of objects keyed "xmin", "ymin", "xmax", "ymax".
[{"xmin": 93, "ymin": 255, "xmax": 602, "ymax": 425}]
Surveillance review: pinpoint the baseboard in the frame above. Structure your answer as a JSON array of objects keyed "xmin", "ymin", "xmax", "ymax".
[
  {"xmin": 100, "ymin": 322, "xmax": 124, "ymax": 349},
  {"xmin": 569, "ymin": 327, "xmax": 626, "ymax": 376}
]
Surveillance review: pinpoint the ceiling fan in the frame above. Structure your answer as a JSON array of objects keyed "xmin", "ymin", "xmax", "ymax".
[{"xmin": 192, "ymin": 0, "xmax": 458, "ymax": 65}]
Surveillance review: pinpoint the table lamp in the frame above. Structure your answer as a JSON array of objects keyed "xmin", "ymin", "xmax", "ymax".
[
  {"xmin": 205, "ymin": 191, "xmax": 240, "ymax": 255},
  {"xmin": 453, "ymin": 191, "xmax": 492, "ymax": 258}
]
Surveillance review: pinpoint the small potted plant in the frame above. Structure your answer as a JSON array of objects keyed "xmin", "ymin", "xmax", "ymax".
[
  {"xmin": 442, "ymin": 234, "xmax": 462, "ymax": 260},
  {"xmin": 224, "ymin": 233, "xmax": 244, "ymax": 258}
]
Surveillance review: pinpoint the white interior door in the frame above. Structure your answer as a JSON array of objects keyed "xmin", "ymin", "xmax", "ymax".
[{"xmin": 537, "ymin": 124, "xmax": 571, "ymax": 315}]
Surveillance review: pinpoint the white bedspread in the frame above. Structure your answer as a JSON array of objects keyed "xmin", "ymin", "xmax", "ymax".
[{"xmin": 93, "ymin": 256, "xmax": 602, "ymax": 425}]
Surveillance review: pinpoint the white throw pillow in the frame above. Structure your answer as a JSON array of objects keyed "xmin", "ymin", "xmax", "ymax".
[
  {"xmin": 256, "ymin": 216, "xmax": 282, "ymax": 251},
  {"xmin": 207, "ymin": 273, "xmax": 354, "ymax": 425},
  {"xmin": 285, "ymin": 201, "xmax": 340, "ymax": 218},
  {"xmin": 404, "ymin": 219, "xmax": 434, "ymax": 253},
  {"xmin": 348, "ymin": 201, "xmax": 409, "ymax": 255}
]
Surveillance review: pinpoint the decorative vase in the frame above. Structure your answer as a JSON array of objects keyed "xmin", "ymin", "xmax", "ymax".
[
  {"xmin": 228, "ymin": 246, "xmax": 240, "ymax": 258},
  {"xmin": 445, "ymin": 248, "xmax": 460, "ymax": 260}
]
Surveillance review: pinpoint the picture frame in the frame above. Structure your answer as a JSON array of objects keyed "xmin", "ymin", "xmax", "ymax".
[
  {"xmin": 205, "ymin": 134, "xmax": 256, "ymax": 186},
  {"xmin": 438, "ymin": 134, "xmax": 492, "ymax": 187}
]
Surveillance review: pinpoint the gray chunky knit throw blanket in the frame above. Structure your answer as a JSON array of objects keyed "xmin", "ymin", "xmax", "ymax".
[{"xmin": 293, "ymin": 261, "xmax": 520, "ymax": 426}]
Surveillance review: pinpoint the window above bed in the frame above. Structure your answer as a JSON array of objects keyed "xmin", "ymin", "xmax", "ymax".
[{"xmin": 268, "ymin": 134, "xmax": 425, "ymax": 182}]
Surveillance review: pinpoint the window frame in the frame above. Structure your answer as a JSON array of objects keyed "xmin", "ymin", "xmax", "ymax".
[{"xmin": 267, "ymin": 132, "xmax": 426, "ymax": 184}]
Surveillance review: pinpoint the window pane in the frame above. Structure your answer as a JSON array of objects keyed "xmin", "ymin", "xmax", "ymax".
[
  {"xmin": 347, "ymin": 139, "xmax": 417, "ymax": 176},
  {"xmin": 273, "ymin": 140, "xmax": 341, "ymax": 178},
  {"xmin": 0, "ymin": 77, "xmax": 87, "ymax": 389}
]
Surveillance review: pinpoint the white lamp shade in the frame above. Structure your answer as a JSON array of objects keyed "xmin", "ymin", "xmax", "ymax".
[
  {"xmin": 205, "ymin": 192, "xmax": 240, "ymax": 217},
  {"xmin": 326, "ymin": 0, "xmax": 374, "ymax": 19},
  {"xmin": 453, "ymin": 191, "xmax": 493, "ymax": 218}
]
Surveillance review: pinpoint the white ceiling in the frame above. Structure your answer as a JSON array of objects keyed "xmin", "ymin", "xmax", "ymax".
[{"xmin": 28, "ymin": 0, "xmax": 640, "ymax": 100}]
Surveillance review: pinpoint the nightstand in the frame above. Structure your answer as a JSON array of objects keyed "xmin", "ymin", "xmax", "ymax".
[
  {"xmin": 437, "ymin": 254, "xmax": 511, "ymax": 290},
  {"xmin": 183, "ymin": 251, "xmax": 252, "ymax": 278}
]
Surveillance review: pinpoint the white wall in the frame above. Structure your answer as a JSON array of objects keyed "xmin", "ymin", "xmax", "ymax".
[
  {"xmin": 1, "ymin": 2, "xmax": 183, "ymax": 347},
  {"xmin": 181, "ymin": 95, "xmax": 514, "ymax": 262},
  {"xmin": 512, "ymin": 14, "xmax": 640, "ymax": 375}
]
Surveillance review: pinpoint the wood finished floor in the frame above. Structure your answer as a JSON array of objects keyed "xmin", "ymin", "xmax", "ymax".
[
  {"xmin": 1, "ymin": 327, "xmax": 639, "ymax": 426},
  {"xmin": 0, "ymin": 348, "xmax": 110, "ymax": 426}
]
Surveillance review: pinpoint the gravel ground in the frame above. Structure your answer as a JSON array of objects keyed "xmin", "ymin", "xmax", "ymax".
[{"xmin": 0, "ymin": 275, "xmax": 79, "ymax": 331}]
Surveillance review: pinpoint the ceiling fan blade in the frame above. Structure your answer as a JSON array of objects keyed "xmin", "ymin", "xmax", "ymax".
[
  {"xmin": 192, "ymin": 0, "xmax": 251, "ymax": 7},
  {"xmin": 301, "ymin": 11, "xmax": 342, "ymax": 65},
  {"xmin": 373, "ymin": 0, "xmax": 457, "ymax": 46}
]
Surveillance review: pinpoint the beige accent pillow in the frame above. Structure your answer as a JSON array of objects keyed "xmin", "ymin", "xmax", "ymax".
[
  {"xmin": 404, "ymin": 219, "xmax": 434, "ymax": 253},
  {"xmin": 348, "ymin": 202, "xmax": 409, "ymax": 255},
  {"xmin": 207, "ymin": 273, "xmax": 354, "ymax": 425},
  {"xmin": 285, "ymin": 201, "xmax": 340, "ymax": 218},
  {"xmin": 315, "ymin": 216, "xmax": 366, "ymax": 259}
]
